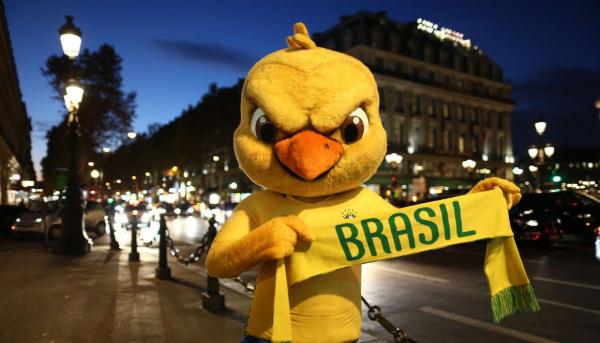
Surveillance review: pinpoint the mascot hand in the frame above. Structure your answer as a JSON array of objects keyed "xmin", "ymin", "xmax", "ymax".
[
  {"xmin": 468, "ymin": 177, "xmax": 522, "ymax": 209},
  {"xmin": 256, "ymin": 215, "xmax": 314, "ymax": 261}
]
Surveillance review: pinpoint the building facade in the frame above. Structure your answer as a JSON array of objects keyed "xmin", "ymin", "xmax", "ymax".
[
  {"xmin": 314, "ymin": 12, "xmax": 515, "ymax": 196},
  {"xmin": 0, "ymin": 0, "xmax": 35, "ymax": 204}
]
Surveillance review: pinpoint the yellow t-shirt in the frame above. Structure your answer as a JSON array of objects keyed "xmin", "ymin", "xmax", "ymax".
[{"xmin": 213, "ymin": 186, "xmax": 387, "ymax": 342}]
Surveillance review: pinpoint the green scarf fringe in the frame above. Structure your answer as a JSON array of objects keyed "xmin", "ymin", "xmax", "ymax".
[{"xmin": 491, "ymin": 284, "xmax": 540, "ymax": 323}]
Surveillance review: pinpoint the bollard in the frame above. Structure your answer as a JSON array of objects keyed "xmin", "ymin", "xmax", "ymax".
[
  {"xmin": 106, "ymin": 205, "xmax": 121, "ymax": 251},
  {"xmin": 155, "ymin": 214, "xmax": 171, "ymax": 279},
  {"xmin": 128, "ymin": 210, "xmax": 140, "ymax": 262},
  {"xmin": 202, "ymin": 216, "xmax": 225, "ymax": 311}
]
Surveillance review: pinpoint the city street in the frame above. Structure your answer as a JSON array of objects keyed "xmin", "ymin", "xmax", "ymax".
[
  {"xmin": 1, "ymin": 215, "xmax": 598, "ymax": 342},
  {"xmin": 114, "ymin": 215, "xmax": 600, "ymax": 342}
]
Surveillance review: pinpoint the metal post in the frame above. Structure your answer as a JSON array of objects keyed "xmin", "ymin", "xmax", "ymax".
[
  {"xmin": 202, "ymin": 216, "xmax": 225, "ymax": 311},
  {"xmin": 155, "ymin": 214, "xmax": 171, "ymax": 279},
  {"xmin": 53, "ymin": 114, "xmax": 92, "ymax": 254},
  {"xmin": 128, "ymin": 211, "xmax": 140, "ymax": 262},
  {"xmin": 106, "ymin": 204, "xmax": 120, "ymax": 250}
]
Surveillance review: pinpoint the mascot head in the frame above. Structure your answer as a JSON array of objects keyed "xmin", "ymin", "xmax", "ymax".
[{"xmin": 234, "ymin": 23, "xmax": 387, "ymax": 197}]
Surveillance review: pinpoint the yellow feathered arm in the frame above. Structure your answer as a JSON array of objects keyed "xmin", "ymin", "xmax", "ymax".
[
  {"xmin": 468, "ymin": 177, "xmax": 522, "ymax": 209},
  {"xmin": 206, "ymin": 209, "xmax": 313, "ymax": 278}
]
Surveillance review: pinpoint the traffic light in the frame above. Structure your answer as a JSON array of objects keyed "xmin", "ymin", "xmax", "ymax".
[{"xmin": 552, "ymin": 175, "xmax": 562, "ymax": 183}]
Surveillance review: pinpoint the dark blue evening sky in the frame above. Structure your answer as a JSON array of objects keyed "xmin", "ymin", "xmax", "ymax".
[{"xmin": 4, "ymin": 0, "xmax": 600, "ymax": 178}]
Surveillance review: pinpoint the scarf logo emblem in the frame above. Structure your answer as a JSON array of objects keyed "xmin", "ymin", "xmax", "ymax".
[{"xmin": 342, "ymin": 208, "xmax": 357, "ymax": 220}]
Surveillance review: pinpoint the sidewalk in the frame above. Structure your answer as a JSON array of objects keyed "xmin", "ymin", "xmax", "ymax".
[
  {"xmin": 0, "ymin": 243, "xmax": 251, "ymax": 343},
  {"xmin": 0, "ymin": 240, "xmax": 383, "ymax": 343}
]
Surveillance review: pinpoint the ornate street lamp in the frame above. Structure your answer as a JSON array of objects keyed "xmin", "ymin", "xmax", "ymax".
[
  {"xmin": 385, "ymin": 153, "xmax": 403, "ymax": 167},
  {"xmin": 462, "ymin": 159, "xmax": 476, "ymax": 170},
  {"xmin": 528, "ymin": 119, "xmax": 556, "ymax": 191},
  {"xmin": 59, "ymin": 16, "xmax": 82, "ymax": 59},
  {"xmin": 53, "ymin": 15, "xmax": 91, "ymax": 254},
  {"xmin": 127, "ymin": 131, "xmax": 137, "ymax": 140},
  {"xmin": 534, "ymin": 118, "xmax": 547, "ymax": 136}
]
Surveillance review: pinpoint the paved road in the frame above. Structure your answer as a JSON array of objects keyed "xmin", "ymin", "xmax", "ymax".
[
  {"xmin": 158, "ymin": 216, "xmax": 600, "ymax": 343},
  {"xmin": 7, "ymin": 216, "xmax": 598, "ymax": 342}
]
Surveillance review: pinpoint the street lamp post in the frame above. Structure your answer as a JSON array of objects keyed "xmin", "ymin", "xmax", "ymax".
[
  {"xmin": 595, "ymin": 99, "xmax": 600, "ymax": 143},
  {"xmin": 528, "ymin": 118, "xmax": 555, "ymax": 191},
  {"xmin": 54, "ymin": 16, "xmax": 91, "ymax": 254}
]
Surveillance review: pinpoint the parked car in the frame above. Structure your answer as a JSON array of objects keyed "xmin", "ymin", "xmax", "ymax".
[
  {"xmin": 509, "ymin": 191, "xmax": 600, "ymax": 244},
  {"xmin": 0, "ymin": 205, "xmax": 27, "ymax": 236},
  {"xmin": 11, "ymin": 200, "xmax": 107, "ymax": 239}
]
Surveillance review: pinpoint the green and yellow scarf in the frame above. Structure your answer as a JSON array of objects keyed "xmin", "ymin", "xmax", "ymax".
[{"xmin": 271, "ymin": 188, "xmax": 540, "ymax": 342}]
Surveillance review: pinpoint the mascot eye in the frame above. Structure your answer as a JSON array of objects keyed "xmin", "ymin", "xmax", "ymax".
[
  {"xmin": 340, "ymin": 108, "xmax": 369, "ymax": 143},
  {"xmin": 250, "ymin": 108, "xmax": 277, "ymax": 143}
]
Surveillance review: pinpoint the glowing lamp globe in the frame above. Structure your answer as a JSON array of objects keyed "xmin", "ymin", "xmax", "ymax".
[
  {"xmin": 385, "ymin": 153, "xmax": 403, "ymax": 164},
  {"xmin": 528, "ymin": 146, "xmax": 538, "ymax": 159},
  {"xmin": 59, "ymin": 16, "xmax": 82, "ymax": 59},
  {"xmin": 65, "ymin": 79, "xmax": 84, "ymax": 108},
  {"xmin": 544, "ymin": 144, "xmax": 555, "ymax": 158},
  {"xmin": 534, "ymin": 118, "xmax": 547, "ymax": 135}
]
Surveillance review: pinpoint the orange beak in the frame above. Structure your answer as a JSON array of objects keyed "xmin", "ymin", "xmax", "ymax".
[{"xmin": 274, "ymin": 130, "xmax": 343, "ymax": 181}]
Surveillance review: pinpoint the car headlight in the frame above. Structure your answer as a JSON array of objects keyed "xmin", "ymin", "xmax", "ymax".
[
  {"xmin": 35, "ymin": 218, "xmax": 43, "ymax": 223},
  {"xmin": 174, "ymin": 208, "xmax": 181, "ymax": 215},
  {"xmin": 186, "ymin": 207, "xmax": 194, "ymax": 214},
  {"xmin": 115, "ymin": 213, "xmax": 128, "ymax": 224},
  {"xmin": 525, "ymin": 220, "xmax": 539, "ymax": 227}
]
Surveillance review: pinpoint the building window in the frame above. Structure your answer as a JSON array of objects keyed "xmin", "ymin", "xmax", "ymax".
[
  {"xmin": 457, "ymin": 105, "xmax": 464, "ymax": 121},
  {"xmin": 471, "ymin": 109, "xmax": 478, "ymax": 124},
  {"xmin": 498, "ymin": 113, "xmax": 504, "ymax": 128},
  {"xmin": 400, "ymin": 123, "xmax": 405, "ymax": 146},
  {"xmin": 375, "ymin": 57, "xmax": 384, "ymax": 69},
  {"xmin": 427, "ymin": 99, "xmax": 434, "ymax": 117},
  {"xmin": 341, "ymin": 29, "xmax": 354, "ymax": 50},
  {"xmin": 393, "ymin": 119, "xmax": 402, "ymax": 145},
  {"xmin": 442, "ymin": 102, "xmax": 449, "ymax": 119},
  {"xmin": 458, "ymin": 134, "xmax": 465, "ymax": 154},
  {"xmin": 496, "ymin": 137, "xmax": 502, "ymax": 156},
  {"xmin": 473, "ymin": 135, "xmax": 479, "ymax": 153},
  {"xmin": 428, "ymin": 127, "xmax": 437, "ymax": 150},
  {"xmin": 395, "ymin": 91, "xmax": 404, "ymax": 112},
  {"xmin": 394, "ymin": 62, "xmax": 403, "ymax": 73},
  {"xmin": 414, "ymin": 95, "xmax": 421, "ymax": 115},
  {"xmin": 443, "ymin": 130, "xmax": 449, "ymax": 151}
]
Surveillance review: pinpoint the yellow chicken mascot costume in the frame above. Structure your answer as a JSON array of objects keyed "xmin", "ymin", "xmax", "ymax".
[{"xmin": 207, "ymin": 23, "xmax": 539, "ymax": 343}]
